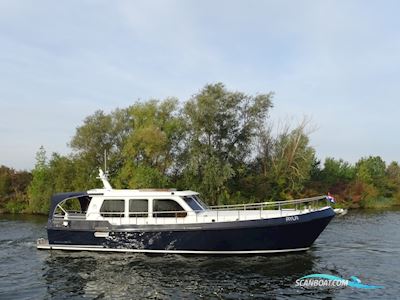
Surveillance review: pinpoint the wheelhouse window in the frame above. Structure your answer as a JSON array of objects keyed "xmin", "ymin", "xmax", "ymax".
[
  {"xmin": 193, "ymin": 195, "xmax": 208, "ymax": 209},
  {"xmin": 54, "ymin": 196, "xmax": 91, "ymax": 218},
  {"xmin": 55, "ymin": 198, "xmax": 81, "ymax": 215},
  {"xmin": 153, "ymin": 199, "xmax": 187, "ymax": 218},
  {"xmin": 129, "ymin": 199, "xmax": 148, "ymax": 217},
  {"xmin": 182, "ymin": 196, "xmax": 205, "ymax": 212},
  {"xmin": 100, "ymin": 199, "xmax": 125, "ymax": 217}
]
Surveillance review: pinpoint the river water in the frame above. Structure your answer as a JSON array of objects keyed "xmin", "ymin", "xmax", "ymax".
[{"xmin": 0, "ymin": 210, "xmax": 399, "ymax": 299}]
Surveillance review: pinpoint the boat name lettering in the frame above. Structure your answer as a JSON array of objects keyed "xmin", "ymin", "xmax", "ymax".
[{"xmin": 286, "ymin": 216, "xmax": 299, "ymax": 222}]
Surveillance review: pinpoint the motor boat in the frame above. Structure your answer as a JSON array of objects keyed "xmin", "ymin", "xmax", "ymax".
[{"xmin": 37, "ymin": 169, "xmax": 335, "ymax": 254}]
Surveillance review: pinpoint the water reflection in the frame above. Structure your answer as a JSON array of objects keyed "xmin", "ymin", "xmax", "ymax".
[
  {"xmin": 43, "ymin": 251, "xmax": 320, "ymax": 299},
  {"xmin": 4, "ymin": 210, "xmax": 397, "ymax": 299}
]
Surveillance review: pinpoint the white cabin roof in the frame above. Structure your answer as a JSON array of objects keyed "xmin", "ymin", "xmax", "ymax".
[{"xmin": 87, "ymin": 188, "xmax": 199, "ymax": 198}]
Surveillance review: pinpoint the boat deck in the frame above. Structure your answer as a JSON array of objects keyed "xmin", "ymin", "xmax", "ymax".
[{"xmin": 55, "ymin": 206, "xmax": 332, "ymax": 226}]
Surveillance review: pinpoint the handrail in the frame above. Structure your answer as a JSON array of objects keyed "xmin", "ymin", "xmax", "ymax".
[{"xmin": 208, "ymin": 195, "xmax": 327, "ymax": 210}]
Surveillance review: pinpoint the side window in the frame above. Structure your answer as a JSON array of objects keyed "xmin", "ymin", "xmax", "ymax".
[
  {"xmin": 129, "ymin": 199, "xmax": 148, "ymax": 217},
  {"xmin": 153, "ymin": 199, "xmax": 187, "ymax": 218},
  {"xmin": 100, "ymin": 199, "xmax": 125, "ymax": 217}
]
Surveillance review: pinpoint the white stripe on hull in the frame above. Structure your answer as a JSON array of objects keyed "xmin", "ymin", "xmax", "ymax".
[{"xmin": 37, "ymin": 244, "xmax": 309, "ymax": 254}]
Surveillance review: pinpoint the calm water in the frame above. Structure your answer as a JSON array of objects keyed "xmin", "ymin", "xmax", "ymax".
[{"xmin": 0, "ymin": 210, "xmax": 399, "ymax": 299}]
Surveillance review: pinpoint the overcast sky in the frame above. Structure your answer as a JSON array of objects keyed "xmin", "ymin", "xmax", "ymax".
[{"xmin": 1, "ymin": 0, "xmax": 399, "ymax": 170}]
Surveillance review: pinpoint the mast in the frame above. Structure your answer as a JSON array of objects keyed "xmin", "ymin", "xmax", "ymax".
[
  {"xmin": 98, "ymin": 149, "xmax": 112, "ymax": 190},
  {"xmin": 104, "ymin": 149, "xmax": 107, "ymax": 175}
]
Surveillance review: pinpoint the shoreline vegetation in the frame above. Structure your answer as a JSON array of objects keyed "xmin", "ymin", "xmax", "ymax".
[{"xmin": 1, "ymin": 83, "xmax": 400, "ymax": 215}]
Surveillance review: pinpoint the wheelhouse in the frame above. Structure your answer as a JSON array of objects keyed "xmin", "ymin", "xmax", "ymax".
[
  {"xmin": 50, "ymin": 192, "xmax": 91, "ymax": 221},
  {"xmin": 50, "ymin": 189, "xmax": 208, "ymax": 226}
]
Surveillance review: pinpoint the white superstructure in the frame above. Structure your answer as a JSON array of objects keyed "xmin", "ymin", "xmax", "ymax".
[{"xmin": 53, "ymin": 169, "xmax": 329, "ymax": 227}]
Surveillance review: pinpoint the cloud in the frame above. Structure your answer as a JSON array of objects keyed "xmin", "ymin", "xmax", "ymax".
[{"xmin": 0, "ymin": 0, "xmax": 400, "ymax": 169}]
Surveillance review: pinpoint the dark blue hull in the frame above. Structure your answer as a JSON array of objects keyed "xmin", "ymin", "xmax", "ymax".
[{"xmin": 46, "ymin": 207, "xmax": 335, "ymax": 253}]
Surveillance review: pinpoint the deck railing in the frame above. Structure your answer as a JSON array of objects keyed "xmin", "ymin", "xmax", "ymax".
[{"xmin": 208, "ymin": 195, "xmax": 328, "ymax": 211}]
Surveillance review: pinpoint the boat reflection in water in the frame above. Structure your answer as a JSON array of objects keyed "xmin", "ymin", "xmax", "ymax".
[
  {"xmin": 37, "ymin": 169, "xmax": 335, "ymax": 255},
  {"xmin": 43, "ymin": 251, "xmax": 322, "ymax": 299}
]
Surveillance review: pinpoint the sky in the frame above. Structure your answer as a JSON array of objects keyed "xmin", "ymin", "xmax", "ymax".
[{"xmin": 1, "ymin": 0, "xmax": 400, "ymax": 170}]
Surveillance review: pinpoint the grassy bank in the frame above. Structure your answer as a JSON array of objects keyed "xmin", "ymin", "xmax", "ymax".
[{"xmin": 329, "ymin": 195, "xmax": 400, "ymax": 209}]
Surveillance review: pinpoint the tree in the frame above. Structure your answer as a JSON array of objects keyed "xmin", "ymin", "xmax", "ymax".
[
  {"xmin": 48, "ymin": 153, "xmax": 77, "ymax": 192},
  {"xmin": 181, "ymin": 83, "xmax": 273, "ymax": 204},
  {"xmin": 27, "ymin": 146, "xmax": 53, "ymax": 213},
  {"xmin": 355, "ymin": 156, "xmax": 386, "ymax": 189},
  {"xmin": 323, "ymin": 158, "xmax": 355, "ymax": 183},
  {"xmin": 70, "ymin": 109, "xmax": 132, "ymax": 188},
  {"xmin": 386, "ymin": 162, "xmax": 400, "ymax": 182},
  {"xmin": 319, "ymin": 158, "xmax": 355, "ymax": 194},
  {"xmin": 347, "ymin": 156, "xmax": 388, "ymax": 206},
  {"xmin": 0, "ymin": 166, "xmax": 12, "ymax": 199},
  {"xmin": 0, "ymin": 165, "xmax": 32, "ymax": 212},
  {"xmin": 385, "ymin": 161, "xmax": 400, "ymax": 198},
  {"xmin": 257, "ymin": 120, "xmax": 316, "ymax": 200},
  {"xmin": 116, "ymin": 98, "xmax": 185, "ymax": 188}
]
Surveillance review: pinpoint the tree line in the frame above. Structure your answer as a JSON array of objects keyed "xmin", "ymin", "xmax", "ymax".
[{"xmin": 1, "ymin": 83, "xmax": 399, "ymax": 214}]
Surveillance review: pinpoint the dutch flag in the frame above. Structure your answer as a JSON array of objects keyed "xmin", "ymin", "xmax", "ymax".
[{"xmin": 326, "ymin": 192, "xmax": 336, "ymax": 204}]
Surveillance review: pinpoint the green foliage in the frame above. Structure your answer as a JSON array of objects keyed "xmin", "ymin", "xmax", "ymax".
[
  {"xmin": 181, "ymin": 83, "xmax": 273, "ymax": 204},
  {"xmin": 309, "ymin": 156, "xmax": 400, "ymax": 208},
  {"xmin": 270, "ymin": 126, "xmax": 315, "ymax": 199},
  {"xmin": 5, "ymin": 199, "xmax": 27, "ymax": 214},
  {"xmin": 254, "ymin": 121, "xmax": 316, "ymax": 200},
  {"xmin": 309, "ymin": 158, "xmax": 357, "ymax": 202},
  {"xmin": 69, "ymin": 108, "xmax": 132, "ymax": 188},
  {"xmin": 0, "ymin": 166, "xmax": 12, "ymax": 198},
  {"xmin": 322, "ymin": 158, "xmax": 356, "ymax": 187},
  {"xmin": 117, "ymin": 164, "xmax": 169, "ymax": 189},
  {"xmin": 27, "ymin": 146, "xmax": 53, "ymax": 214},
  {"xmin": 49, "ymin": 153, "xmax": 77, "ymax": 192},
  {"xmin": 386, "ymin": 162, "xmax": 400, "ymax": 198},
  {"xmin": 359, "ymin": 196, "xmax": 396, "ymax": 209},
  {"xmin": 0, "ymin": 165, "xmax": 31, "ymax": 213},
  {"xmin": 356, "ymin": 156, "xmax": 386, "ymax": 188},
  {"xmin": 116, "ymin": 99, "xmax": 184, "ymax": 188},
  {"xmin": 2, "ymin": 83, "xmax": 400, "ymax": 214}
]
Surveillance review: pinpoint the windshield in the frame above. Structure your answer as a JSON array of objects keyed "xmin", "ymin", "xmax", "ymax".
[
  {"xmin": 193, "ymin": 195, "xmax": 208, "ymax": 209},
  {"xmin": 182, "ymin": 196, "xmax": 206, "ymax": 212}
]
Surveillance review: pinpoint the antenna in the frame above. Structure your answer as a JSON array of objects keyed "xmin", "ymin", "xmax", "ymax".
[
  {"xmin": 97, "ymin": 149, "xmax": 113, "ymax": 189},
  {"xmin": 104, "ymin": 149, "xmax": 107, "ymax": 174}
]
